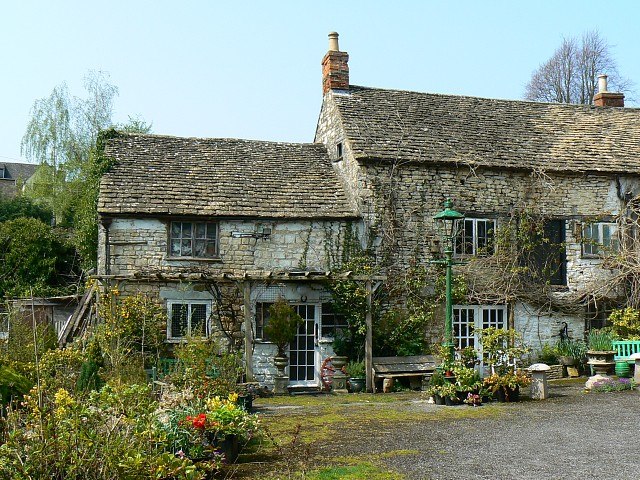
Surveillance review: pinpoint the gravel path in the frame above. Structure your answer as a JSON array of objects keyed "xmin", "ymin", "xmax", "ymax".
[{"xmin": 354, "ymin": 383, "xmax": 640, "ymax": 479}]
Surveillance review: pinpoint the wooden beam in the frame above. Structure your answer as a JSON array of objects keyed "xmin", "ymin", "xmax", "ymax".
[
  {"xmin": 365, "ymin": 279, "xmax": 373, "ymax": 393},
  {"xmin": 243, "ymin": 281, "xmax": 254, "ymax": 381}
]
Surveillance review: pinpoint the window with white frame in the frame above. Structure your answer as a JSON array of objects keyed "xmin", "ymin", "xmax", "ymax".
[
  {"xmin": 320, "ymin": 302, "xmax": 348, "ymax": 339},
  {"xmin": 167, "ymin": 301, "xmax": 210, "ymax": 340},
  {"xmin": 455, "ymin": 218, "xmax": 496, "ymax": 256},
  {"xmin": 453, "ymin": 305, "xmax": 507, "ymax": 350},
  {"xmin": 169, "ymin": 221, "xmax": 218, "ymax": 258},
  {"xmin": 582, "ymin": 222, "xmax": 619, "ymax": 256}
]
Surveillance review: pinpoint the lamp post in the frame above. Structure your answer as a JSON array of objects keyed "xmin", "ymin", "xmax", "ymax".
[{"xmin": 433, "ymin": 199, "xmax": 465, "ymax": 362}]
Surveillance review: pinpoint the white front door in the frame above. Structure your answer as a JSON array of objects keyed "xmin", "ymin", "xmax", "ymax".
[{"xmin": 288, "ymin": 304, "xmax": 320, "ymax": 386}]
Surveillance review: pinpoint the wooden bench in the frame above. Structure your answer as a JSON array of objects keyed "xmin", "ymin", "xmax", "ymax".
[
  {"xmin": 613, "ymin": 340, "xmax": 640, "ymax": 363},
  {"xmin": 371, "ymin": 355, "xmax": 438, "ymax": 393}
]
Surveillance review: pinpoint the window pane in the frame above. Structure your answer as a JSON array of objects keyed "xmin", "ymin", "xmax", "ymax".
[
  {"xmin": 195, "ymin": 223, "xmax": 206, "ymax": 238},
  {"xmin": 206, "ymin": 224, "xmax": 217, "ymax": 240},
  {"xmin": 181, "ymin": 239, "xmax": 192, "ymax": 256},
  {"xmin": 190, "ymin": 304, "xmax": 207, "ymax": 336},
  {"xmin": 194, "ymin": 239, "xmax": 206, "ymax": 257},
  {"xmin": 171, "ymin": 304, "xmax": 188, "ymax": 338},
  {"xmin": 602, "ymin": 224, "xmax": 611, "ymax": 247},
  {"xmin": 182, "ymin": 223, "xmax": 192, "ymax": 238},
  {"xmin": 171, "ymin": 222, "xmax": 181, "ymax": 237},
  {"xmin": 170, "ymin": 239, "xmax": 181, "ymax": 256}
]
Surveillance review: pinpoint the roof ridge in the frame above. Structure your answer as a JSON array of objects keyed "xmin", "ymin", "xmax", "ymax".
[
  {"xmin": 348, "ymin": 84, "xmax": 639, "ymax": 111},
  {"xmin": 111, "ymin": 132, "xmax": 325, "ymax": 147}
]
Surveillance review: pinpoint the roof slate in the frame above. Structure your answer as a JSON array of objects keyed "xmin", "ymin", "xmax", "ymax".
[
  {"xmin": 98, "ymin": 134, "xmax": 357, "ymax": 218},
  {"xmin": 0, "ymin": 162, "xmax": 38, "ymax": 181},
  {"xmin": 332, "ymin": 85, "xmax": 640, "ymax": 173}
]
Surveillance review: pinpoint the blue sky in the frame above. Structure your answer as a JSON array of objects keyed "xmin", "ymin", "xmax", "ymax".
[{"xmin": 2, "ymin": 0, "xmax": 639, "ymax": 162}]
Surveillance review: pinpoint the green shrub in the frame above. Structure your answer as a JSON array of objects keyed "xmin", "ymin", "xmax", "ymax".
[
  {"xmin": 587, "ymin": 329, "xmax": 614, "ymax": 351},
  {"xmin": 608, "ymin": 307, "xmax": 640, "ymax": 340}
]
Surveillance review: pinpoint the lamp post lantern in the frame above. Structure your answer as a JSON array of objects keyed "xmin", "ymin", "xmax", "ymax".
[{"xmin": 433, "ymin": 199, "xmax": 465, "ymax": 362}]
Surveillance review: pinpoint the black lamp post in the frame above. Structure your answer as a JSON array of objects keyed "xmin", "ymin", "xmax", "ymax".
[{"xmin": 433, "ymin": 199, "xmax": 465, "ymax": 362}]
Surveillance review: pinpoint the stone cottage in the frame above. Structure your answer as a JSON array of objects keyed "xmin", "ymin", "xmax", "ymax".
[
  {"xmin": 97, "ymin": 135, "xmax": 360, "ymax": 387},
  {"xmin": 97, "ymin": 32, "xmax": 640, "ymax": 388},
  {"xmin": 315, "ymin": 33, "xmax": 640, "ymax": 353}
]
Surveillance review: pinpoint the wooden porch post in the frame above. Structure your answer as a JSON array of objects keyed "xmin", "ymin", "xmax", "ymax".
[
  {"xmin": 365, "ymin": 279, "xmax": 373, "ymax": 392},
  {"xmin": 243, "ymin": 281, "xmax": 254, "ymax": 381}
]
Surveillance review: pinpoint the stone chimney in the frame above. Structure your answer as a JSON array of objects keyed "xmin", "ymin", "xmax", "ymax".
[
  {"xmin": 593, "ymin": 74, "xmax": 624, "ymax": 107},
  {"xmin": 322, "ymin": 32, "xmax": 349, "ymax": 94}
]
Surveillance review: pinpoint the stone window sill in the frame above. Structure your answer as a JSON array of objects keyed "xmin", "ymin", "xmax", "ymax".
[{"xmin": 166, "ymin": 256, "xmax": 222, "ymax": 263}]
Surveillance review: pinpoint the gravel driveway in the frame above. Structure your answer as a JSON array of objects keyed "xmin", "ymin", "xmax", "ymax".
[{"xmin": 353, "ymin": 382, "xmax": 640, "ymax": 479}]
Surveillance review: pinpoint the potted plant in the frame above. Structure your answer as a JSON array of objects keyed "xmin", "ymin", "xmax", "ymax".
[
  {"xmin": 483, "ymin": 370, "xmax": 531, "ymax": 402},
  {"xmin": 427, "ymin": 370, "xmax": 446, "ymax": 405},
  {"xmin": 438, "ymin": 382, "xmax": 459, "ymax": 406},
  {"xmin": 345, "ymin": 360, "xmax": 366, "ymax": 393},
  {"xmin": 555, "ymin": 339, "xmax": 577, "ymax": 366},
  {"xmin": 586, "ymin": 329, "xmax": 616, "ymax": 376},
  {"xmin": 453, "ymin": 364, "xmax": 482, "ymax": 403},
  {"xmin": 263, "ymin": 298, "xmax": 304, "ymax": 393}
]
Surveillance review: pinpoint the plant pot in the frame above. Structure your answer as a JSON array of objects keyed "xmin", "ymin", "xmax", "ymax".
[
  {"xmin": 615, "ymin": 360, "xmax": 632, "ymax": 378},
  {"xmin": 331, "ymin": 356, "xmax": 348, "ymax": 369},
  {"xmin": 433, "ymin": 394, "xmax": 445, "ymax": 405},
  {"xmin": 274, "ymin": 355, "xmax": 289, "ymax": 376},
  {"xmin": 205, "ymin": 433, "xmax": 240, "ymax": 464},
  {"xmin": 495, "ymin": 385, "xmax": 520, "ymax": 403},
  {"xmin": 586, "ymin": 350, "xmax": 616, "ymax": 376},
  {"xmin": 236, "ymin": 394, "xmax": 253, "ymax": 412},
  {"xmin": 444, "ymin": 396, "xmax": 459, "ymax": 406},
  {"xmin": 348, "ymin": 377, "xmax": 365, "ymax": 393},
  {"xmin": 558, "ymin": 356, "xmax": 576, "ymax": 366}
]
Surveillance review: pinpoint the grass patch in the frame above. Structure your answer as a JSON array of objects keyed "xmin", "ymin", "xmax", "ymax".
[{"xmin": 307, "ymin": 463, "xmax": 404, "ymax": 480}]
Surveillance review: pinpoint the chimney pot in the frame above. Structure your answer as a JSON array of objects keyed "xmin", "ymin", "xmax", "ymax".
[
  {"xmin": 598, "ymin": 74, "xmax": 608, "ymax": 93},
  {"xmin": 321, "ymin": 32, "xmax": 349, "ymax": 95},
  {"xmin": 328, "ymin": 32, "xmax": 340, "ymax": 51},
  {"xmin": 594, "ymin": 73, "xmax": 624, "ymax": 107}
]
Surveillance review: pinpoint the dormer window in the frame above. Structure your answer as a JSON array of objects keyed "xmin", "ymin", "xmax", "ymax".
[
  {"xmin": 336, "ymin": 142, "xmax": 343, "ymax": 160},
  {"xmin": 0, "ymin": 167, "xmax": 5, "ymax": 179}
]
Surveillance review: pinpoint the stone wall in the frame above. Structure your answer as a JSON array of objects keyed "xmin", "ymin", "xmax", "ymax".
[
  {"xmin": 98, "ymin": 217, "xmax": 359, "ymax": 276},
  {"xmin": 317, "ymin": 92, "xmax": 640, "ymax": 351}
]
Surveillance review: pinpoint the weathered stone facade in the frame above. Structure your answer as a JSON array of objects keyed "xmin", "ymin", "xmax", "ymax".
[
  {"xmin": 99, "ymin": 218, "xmax": 355, "ymax": 276},
  {"xmin": 316, "ymin": 82, "xmax": 640, "ymax": 351}
]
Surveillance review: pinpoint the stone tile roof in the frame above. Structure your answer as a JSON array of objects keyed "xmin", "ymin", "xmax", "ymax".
[
  {"xmin": 333, "ymin": 85, "xmax": 640, "ymax": 173},
  {"xmin": 98, "ymin": 134, "xmax": 357, "ymax": 218},
  {"xmin": 0, "ymin": 162, "xmax": 37, "ymax": 181}
]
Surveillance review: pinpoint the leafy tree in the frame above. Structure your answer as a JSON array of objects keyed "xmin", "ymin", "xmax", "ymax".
[
  {"xmin": 0, "ymin": 217, "xmax": 79, "ymax": 298},
  {"xmin": 21, "ymin": 71, "xmax": 151, "ymax": 268},
  {"xmin": 0, "ymin": 195, "xmax": 52, "ymax": 224},
  {"xmin": 525, "ymin": 30, "xmax": 632, "ymax": 105}
]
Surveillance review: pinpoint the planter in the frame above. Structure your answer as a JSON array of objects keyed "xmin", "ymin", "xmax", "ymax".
[
  {"xmin": 433, "ymin": 394, "xmax": 445, "ymax": 405},
  {"xmin": 558, "ymin": 356, "xmax": 576, "ymax": 366},
  {"xmin": 348, "ymin": 377, "xmax": 365, "ymax": 393},
  {"xmin": 586, "ymin": 350, "xmax": 616, "ymax": 376},
  {"xmin": 444, "ymin": 396, "xmax": 459, "ymax": 406},
  {"xmin": 615, "ymin": 360, "xmax": 632, "ymax": 378},
  {"xmin": 273, "ymin": 356, "xmax": 289, "ymax": 376},
  {"xmin": 331, "ymin": 356, "xmax": 348, "ymax": 369},
  {"xmin": 495, "ymin": 385, "xmax": 520, "ymax": 403},
  {"xmin": 204, "ymin": 433, "xmax": 240, "ymax": 464},
  {"xmin": 236, "ymin": 394, "xmax": 253, "ymax": 412}
]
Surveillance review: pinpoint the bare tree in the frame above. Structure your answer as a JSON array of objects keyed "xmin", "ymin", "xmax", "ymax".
[{"xmin": 525, "ymin": 30, "xmax": 632, "ymax": 104}]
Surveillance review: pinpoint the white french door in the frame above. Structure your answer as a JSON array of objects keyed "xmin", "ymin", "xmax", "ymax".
[
  {"xmin": 288, "ymin": 304, "xmax": 320, "ymax": 386},
  {"xmin": 453, "ymin": 304, "xmax": 508, "ymax": 353}
]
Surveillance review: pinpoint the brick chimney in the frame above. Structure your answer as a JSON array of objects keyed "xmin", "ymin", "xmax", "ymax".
[
  {"xmin": 322, "ymin": 32, "xmax": 349, "ymax": 94},
  {"xmin": 593, "ymin": 74, "xmax": 624, "ymax": 107}
]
